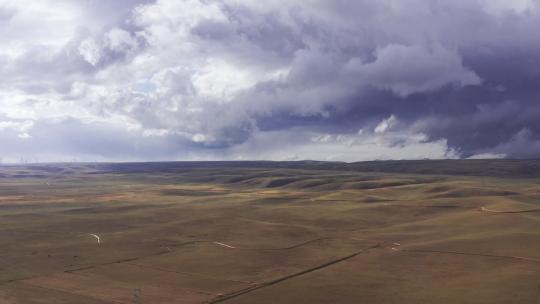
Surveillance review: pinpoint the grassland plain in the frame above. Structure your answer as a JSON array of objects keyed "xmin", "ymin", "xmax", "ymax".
[{"xmin": 0, "ymin": 161, "xmax": 539, "ymax": 303}]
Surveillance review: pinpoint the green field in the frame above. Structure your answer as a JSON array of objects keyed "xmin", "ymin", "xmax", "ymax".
[{"xmin": 1, "ymin": 161, "xmax": 539, "ymax": 303}]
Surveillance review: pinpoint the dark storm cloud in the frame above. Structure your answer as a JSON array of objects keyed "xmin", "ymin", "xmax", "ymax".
[{"xmin": 215, "ymin": 0, "xmax": 540, "ymax": 158}]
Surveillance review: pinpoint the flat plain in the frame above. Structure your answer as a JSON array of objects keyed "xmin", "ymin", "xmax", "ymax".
[{"xmin": 0, "ymin": 160, "xmax": 539, "ymax": 303}]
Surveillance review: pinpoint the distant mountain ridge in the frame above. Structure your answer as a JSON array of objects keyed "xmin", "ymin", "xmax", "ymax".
[{"xmin": 2, "ymin": 159, "xmax": 540, "ymax": 178}]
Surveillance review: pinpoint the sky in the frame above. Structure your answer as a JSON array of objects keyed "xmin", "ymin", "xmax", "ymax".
[{"xmin": 0, "ymin": 0, "xmax": 539, "ymax": 162}]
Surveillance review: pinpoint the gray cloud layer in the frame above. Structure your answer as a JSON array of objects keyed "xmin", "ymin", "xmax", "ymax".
[{"xmin": 0, "ymin": 0, "xmax": 538, "ymax": 162}]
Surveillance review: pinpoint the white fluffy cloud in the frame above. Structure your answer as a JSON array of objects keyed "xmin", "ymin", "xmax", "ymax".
[
  {"xmin": 374, "ymin": 115, "xmax": 398, "ymax": 134},
  {"xmin": 218, "ymin": 127, "xmax": 459, "ymax": 162},
  {"xmin": 0, "ymin": 120, "xmax": 34, "ymax": 139}
]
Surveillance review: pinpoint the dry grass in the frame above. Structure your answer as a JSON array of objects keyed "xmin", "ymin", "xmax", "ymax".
[{"xmin": 0, "ymin": 162, "xmax": 539, "ymax": 303}]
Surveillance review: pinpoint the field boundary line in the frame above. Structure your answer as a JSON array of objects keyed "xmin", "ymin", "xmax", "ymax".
[
  {"xmin": 391, "ymin": 243, "xmax": 540, "ymax": 262},
  {"xmin": 479, "ymin": 206, "xmax": 540, "ymax": 214}
]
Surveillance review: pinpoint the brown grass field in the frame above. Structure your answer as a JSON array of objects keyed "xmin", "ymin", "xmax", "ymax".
[{"xmin": 0, "ymin": 161, "xmax": 539, "ymax": 303}]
